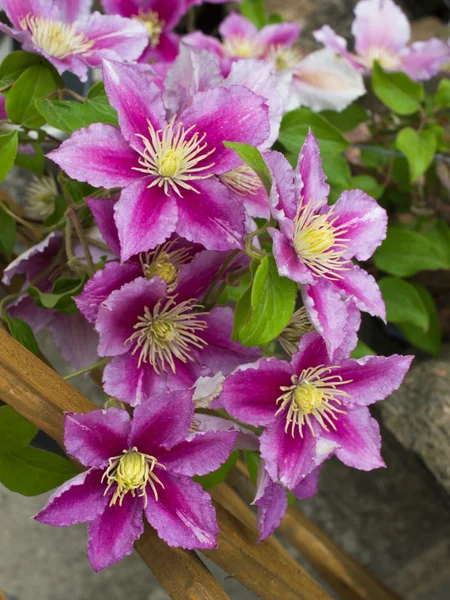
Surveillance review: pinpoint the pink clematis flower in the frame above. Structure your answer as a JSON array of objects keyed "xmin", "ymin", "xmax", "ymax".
[
  {"xmin": 48, "ymin": 59, "xmax": 270, "ymax": 261},
  {"xmin": 221, "ymin": 332, "xmax": 413, "ymax": 492},
  {"xmin": 35, "ymin": 398, "xmax": 238, "ymax": 571},
  {"xmin": 267, "ymin": 132, "xmax": 387, "ymax": 358},
  {"xmin": 0, "ymin": 0, "xmax": 149, "ymax": 81},
  {"xmin": 314, "ymin": 0, "xmax": 450, "ymax": 81}
]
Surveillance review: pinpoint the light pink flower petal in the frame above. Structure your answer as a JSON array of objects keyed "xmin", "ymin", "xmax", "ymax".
[
  {"xmin": 293, "ymin": 465, "xmax": 321, "ymax": 500},
  {"xmin": 265, "ymin": 150, "xmax": 298, "ymax": 220},
  {"xmin": 143, "ymin": 31, "xmax": 179, "ymax": 63},
  {"xmin": 401, "ymin": 39, "xmax": 450, "ymax": 82},
  {"xmin": 333, "ymin": 299, "xmax": 362, "ymax": 362},
  {"xmin": 352, "ymin": 0, "xmax": 410, "ymax": 56},
  {"xmin": 334, "ymin": 265, "xmax": 386, "ymax": 321},
  {"xmin": 47, "ymin": 123, "xmax": 139, "ymax": 189},
  {"xmin": 48, "ymin": 313, "xmax": 100, "ymax": 370},
  {"xmin": 313, "ymin": 25, "xmax": 363, "ymax": 70},
  {"xmin": 253, "ymin": 462, "xmax": 288, "ymax": 541},
  {"xmin": 219, "ymin": 12, "xmax": 257, "ymax": 39},
  {"xmin": 0, "ymin": 0, "xmax": 49, "ymax": 27},
  {"xmin": 331, "ymin": 189, "xmax": 387, "ymax": 261},
  {"xmin": 64, "ymin": 408, "xmax": 131, "ymax": 467},
  {"xmin": 297, "ymin": 131, "xmax": 330, "ymax": 211},
  {"xmin": 258, "ymin": 23, "xmax": 301, "ymax": 48},
  {"xmin": 86, "ymin": 197, "xmax": 121, "ymax": 257},
  {"xmin": 270, "ymin": 227, "xmax": 315, "ymax": 285},
  {"xmin": 144, "ymin": 473, "xmax": 218, "ymax": 549},
  {"xmin": 183, "ymin": 31, "xmax": 227, "ymax": 62},
  {"xmin": 88, "ymin": 494, "xmax": 144, "ymax": 572},
  {"xmin": 2, "ymin": 232, "xmax": 61, "ymax": 286},
  {"xmin": 221, "ymin": 357, "xmax": 293, "ymax": 427},
  {"xmin": 34, "ymin": 468, "xmax": 108, "ymax": 526},
  {"xmin": 100, "ymin": 0, "xmax": 141, "ymax": 16},
  {"xmin": 115, "ymin": 178, "xmax": 178, "ymax": 262},
  {"xmin": 320, "ymin": 406, "xmax": 385, "ymax": 471}
]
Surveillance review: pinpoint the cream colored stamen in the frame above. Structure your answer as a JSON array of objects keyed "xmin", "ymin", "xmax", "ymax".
[
  {"xmin": 24, "ymin": 174, "xmax": 58, "ymax": 221},
  {"xmin": 125, "ymin": 296, "xmax": 208, "ymax": 373},
  {"xmin": 132, "ymin": 117, "xmax": 215, "ymax": 197},
  {"xmin": 140, "ymin": 239, "xmax": 192, "ymax": 292},
  {"xmin": 362, "ymin": 47, "xmax": 401, "ymax": 70},
  {"xmin": 279, "ymin": 307, "xmax": 313, "ymax": 356},
  {"xmin": 20, "ymin": 14, "xmax": 95, "ymax": 59},
  {"xmin": 222, "ymin": 35, "xmax": 265, "ymax": 59},
  {"xmin": 219, "ymin": 165, "xmax": 261, "ymax": 196},
  {"xmin": 275, "ymin": 365, "xmax": 352, "ymax": 437},
  {"xmin": 102, "ymin": 447, "xmax": 166, "ymax": 508},
  {"xmin": 266, "ymin": 45, "xmax": 303, "ymax": 71},
  {"xmin": 293, "ymin": 201, "xmax": 350, "ymax": 280},
  {"xmin": 134, "ymin": 8, "xmax": 164, "ymax": 47}
]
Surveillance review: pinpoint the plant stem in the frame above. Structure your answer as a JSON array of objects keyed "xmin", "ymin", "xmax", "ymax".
[
  {"xmin": 63, "ymin": 357, "xmax": 110, "ymax": 380},
  {"xmin": 67, "ymin": 207, "xmax": 95, "ymax": 276}
]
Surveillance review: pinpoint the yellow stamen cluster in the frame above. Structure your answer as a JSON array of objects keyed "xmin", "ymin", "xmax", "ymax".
[
  {"xmin": 362, "ymin": 47, "xmax": 401, "ymax": 70},
  {"xmin": 266, "ymin": 45, "xmax": 303, "ymax": 71},
  {"xmin": 24, "ymin": 174, "xmax": 58, "ymax": 221},
  {"xmin": 275, "ymin": 366, "xmax": 352, "ymax": 437},
  {"xmin": 134, "ymin": 8, "xmax": 164, "ymax": 47},
  {"xmin": 102, "ymin": 447, "xmax": 165, "ymax": 508},
  {"xmin": 140, "ymin": 239, "xmax": 192, "ymax": 292},
  {"xmin": 219, "ymin": 165, "xmax": 261, "ymax": 196},
  {"xmin": 222, "ymin": 35, "xmax": 265, "ymax": 59},
  {"xmin": 125, "ymin": 297, "xmax": 208, "ymax": 372},
  {"xmin": 132, "ymin": 118, "xmax": 215, "ymax": 197},
  {"xmin": 293, "ymin": 202, "xmax": 350, "ymax": 280},
  {"xmin": 20, "ymin": 14, "xmax": 94, "ymax": 59},
  {"xmin": 278, "ymin": 307, "xmax": 313, "ymax": 356}
]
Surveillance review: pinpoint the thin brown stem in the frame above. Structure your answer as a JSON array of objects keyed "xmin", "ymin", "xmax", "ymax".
[{"xmin": 67, "ymin": 207, "xmax": 95, "ymax": 276}]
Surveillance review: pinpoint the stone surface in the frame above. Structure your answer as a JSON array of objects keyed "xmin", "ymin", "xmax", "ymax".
[{"xmin": 381, "ymin": 346, "xmax": 450, "ymax": 495}]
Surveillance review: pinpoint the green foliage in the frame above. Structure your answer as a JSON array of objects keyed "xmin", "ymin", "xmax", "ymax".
[
  {"xmin": 6, "ymin": 316, "xmax": 40, "ymax": 356},
  {"xmin": 28, "ymin": 277, "xmax": 86, "ymax": 314},
  {"xmin": 351, "ymin": 341, "xmax": 376, "ymax": 359},
  {"xmin": 223, "ymin": 141, "xmax": 272, "ymax": 195},
  {"xmin": 44, "ymin": 195, "xmax": 67, "ymax": 227},
  {"xmin": 194, "ymin": 451, "xmax": 238, "ymax": 489},
  {"xmin": 374, "ymin": 227, "xmax": 450, "ymax": 277},
  {"xmin": 320, "ymin": 105, "xmax": 369, "ymax": 132},
  {"xmin": 397, "ymin": 283, "xmax": 441, "ymax": 356},
  {"xmin": 0, "ymin": 406, "xmax": 77, "ymax": 496},
  {"xmin": 245, "ymin": 450, "xmax": 260, "ymax": 484},
  {"xmin": 371, "ymin": 63, "xmax": 424, "ymax": 115},
  {"xmin": 233, "ymin": 255, "xmax": 296, "ymax": 346},
  {"xmin": 0, "ymin": 130, "xmax": 18, "ymax": 182},
  {"xmin": 279, "ymin": 108, "xmax": 349, "ymax": 156},
  {"xmin": 240, "ymin": 0, "xmax": 266, "ymax": 28},
  {"xmin": 15, "ymin": 142, "xmax": 44, "ymax": 175},
  {"xmin": 378, "ymin": 277, "xmax": 429, "ymax": 330},
  {"xmin": 396, "ymin": 127, "xmax": 436, "ymax": 182},
  {"xmin": 350, "ymin": 174, "xmax": 384, "ymax": 199},
  {"xmin": 0, "ymin": 51, "xmax": 43, "ymax": 87},
  {"xmin": 434, "ymin": 79, "xmax": 450, "ymax": 109},
  {"xmin": 0, "ymin": 204, "xmax": 16, "ymax": 261}
]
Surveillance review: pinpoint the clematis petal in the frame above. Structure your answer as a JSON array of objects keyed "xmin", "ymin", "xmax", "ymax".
[
  {"xmin": 297, "ymin": 131, "xmax": 330, "ymax": 211},
  {"xmin": 47, "ymin": 123, "xmax": 139, "ymax": 189},
  {"xmin": 130, "ymin": 389, "xmax": 194, "ymax": 453},
  {"xmin": 115, "ymin": 178, "xmax": 178, "ymax": 262},
  {"xmin": 103, "ymin": 353, "xmax": 168, "ymax": 406},
  {"xmin": 320, "ymin": 406, "xmax": 385, "ymax": 471},
  {"xmin": 333, "ymin": 299, "xmax": 362, "ymax": 362},
  {"xmin": 253, "ymin": 461, "xmax": 288, "ymax": 541},
  {"xmin": 330, "ymin": 189, "xmax": 387, "ymax": 261},
  {"xmin": 258, "ymin": 22, "xmax": 301, "ymax": 48},
  {"xmin": 86, "ymin": 198, "xmax": 121, "ymax": 256},
  {"xmin": 144, "ymin": 473, "xmax": 218, "ymax": 549},
  {"xmin": 2, "ymin": 231, "xmax": 61, "ymax": 286},
  {"xmin": 102, "ymin": 60, "xmax": 166, "ymax": 146},
  {"xmin": 301, "ymin": 279, "xmax": 349, "ymax": 359},
  {"xmin": 75, "ymin": 261, "xmax": 141, "ymax": 325},
  {"xmin": 64, "ymin": 408, "xmax": 131, "ymax": 467},
  {"xmin": 221, "ymin": 357, "xmax": 293, "ymax": 427},
  {"xmin": 34, "ymin": 468, "xmax": 108, "ymax": 526},
  {"xmin": 95, "ymin": 276, "xmax": 167, "ymax": 357},
  {"xmin": 265, "ymin": 150, "xmax": 298, "ymax": 220},
  {"xmin": 219, "ymin": 12, "xmax": 258, "ymax": 39},
  {"xmin": 313, "ymin": 25, "xmax": 363, "ymax": 70},
  {"xmin": 400, "ymin": 39, "xmax": 450, "ymax": 82},
  {"xmin": 270, "ymin": 227, "xmax": 315, "ymax": 285},
  {"xmin": 88, "ymin": 494, "xmax": 144, "ymax": 572},
  {"xmin": 48, "ymin": 313, "xmax": 99, "ymax": 370},
  {"xmin": 145, "ymin": 0, "xmax": 186, "ymax": 30},
  {"xmin": 260, "ymin": 414, "xmax": 318, "ymax": 490},
  {"xmin": 157, "ymin": 430, "xmax": 238, "ymax": 476},
  {"xmin": 333, "ymin": 265, "xmax": 386, "ymax": 321},
  {"xmin": 100, "ymin": 0, "xmax": 140, "ymax": 16},
  {"xmin": 0, "ymin": 0, "xmax": 47, "ymax": 27},
  {"xmin": 352, "ymin": 0, "xmax": 410, "ymax": 56},
  {"xmin": 175, "ymin": 249, "xmax": 236, "ymax": 303},
  {"xmin": 293, "ymin": 465, "xmax": 321, "ymax": 500},
  {"xmin": 144, "ymin": 31, "xmax": 179, "ymax": 63},
  {"xmin": 331, "ymin": 353, "xmax": 413, "ymax": 407},
  {"xmin": 291, "ymin": 331, "xmax": 331, "ymax": 375},
  {"xmin": 175, "ymin": 179, "xmax": 245, "ymax": 252}
]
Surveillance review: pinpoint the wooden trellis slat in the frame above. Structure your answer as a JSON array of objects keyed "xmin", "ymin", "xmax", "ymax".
[{"xmin": 0, "ymin": 327, "xmax": 331, "ymax": 600}]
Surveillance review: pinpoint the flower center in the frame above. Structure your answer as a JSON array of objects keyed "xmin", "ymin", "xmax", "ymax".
[
  {"xmin": 266, "ymin": 45, "xmax": 303, "ymax": 71},
  {"xmin": 363, "ymin": 47, "xmax": 401, "ymax": 71},
  {"xmin": 276, "ymin": 366, "xmax": 352, "ymax": 437},
  {"xmin": 125, "ymin": 296, "xmax": 208, "ymax": 373},
  {"xmin": 139, "ymin": 239, "xmax": 192, "ymax": 292},
  {"xmin": 102, "ymin": 447, "xmax": 166, "ymax": 508},
  {"xmin": 20, "ymin": 14, "xmax": 95, "ymax": 59},
  {"xmin": 222, "ymin": 35, "xmax": 265, "ymax": 59},
  {"xmin": 134, "ymin": 9, "xmax": 164, "ymax": 47},
  {"xmin": 278, "ymin": 307, "xmax": 313, "ymax": 356},
  {"xmin": 293, "ymin": 202, "xmax": 350, "ymax": 280},
  {"xmin": 132, "ymin": 117, "xmax": 215, "ymax": 197},
  {"xmin": 219, "ymin": 165, "xmax": 261, "ymax": 196},
  {"xmin": 24, "ymin": 174, "xmax": 58, "ymax": 221}
]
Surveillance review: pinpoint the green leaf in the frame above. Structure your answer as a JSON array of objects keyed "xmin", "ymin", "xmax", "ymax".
[
  {"xmin": 194, "ymin": 451, "xmax": 238, "ymax": 490},
  {"xmin": 65, "ymin": 180, "xmax": 96, "ymax": 204},
  {"xmin": 28, "ymin": 277, "xmax": 85, "ymax": 313},
  {"xmin": 320, "ymin": 105, "xmax": 369, "ymax": 132},
  {"xmin": 374, "ymin": 227, "xmax": 450, "ymax": 277},
  {"xmin": 435, "ymin": 79, "xmax": 450, "ymax": 109},
  {"xmin": 6, "ymin": 316, "xmax": 40, "ymax": 356},
  {"xmin": 350, "ymin": 174, "xmax": 384, "ymax": 199},
  {"xmin": 0, "ymin": 51, "xmax": 42, "ymax": 88},
  {"xmin": 371, "ymin": 63, "xmax": 424, "ymax": 115},
  {"xmin": 398, "ymin": 283, "xmax": 441, "ymax": 356},
  {"xmin": 322, "ymin": 154, "xmax": 352, "ymax": 189},
  {"xmin": 351, "ymin": 341, "xmax": 376, "ymax": 359},
  {"xmin": 234, "ymin": 255, "xmax": 296, "ymax": 346},
  {"xmin": 44, "ymin": 195, "xmax": 66, "ymax": 227},
  {"xmin": 0, "ymin": 204, "xmax": 16, "ymax": 260},
  {"xmin": 223, "ymin": 141, "xmax": 272, "ymax": 195},
  {"xmin": 396, "ymin": 127, "xmax": 436, "ymax": 182},
  {"xmin": 0, "ymin": 446, "xmax": 77, "ymax": 496},
  {"xmin": 423, "ymin": 219, "xmax": 450, "ymax": 265},
  {"xmin": 14, "ymin": 142, "xmax": 44, "ymax": 175},
  {"xmin": 279, "ymin": 108, "xmax": 349, "ymax": 156},
  {"xmin": 245, "ymin": 451, "xmax": 260, "ymax": 484},
  {"xmin": 0, "ymin": 406, "xmax": 38, "ymax": 452},
  {"xmin": 378, "ymin": 277, "xmax": 429, "ymax": 330},
  {"xmin": 6, "ymin": 64, "xmax": 59, "ymax": 129},
  {"xmin": 267, "ymin": 13, "xmax": 283, "ymax": 24},
  {"xmin": 240, "ymin": 0, "xmax": 266, "ymax": 28},
  {"xmin": 36, "ymin": 92, "xmax": 118, "ymax": 134},
  {"xmin": 0, "ymin": 130, "xmax": 18, "ymax": 182}
]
